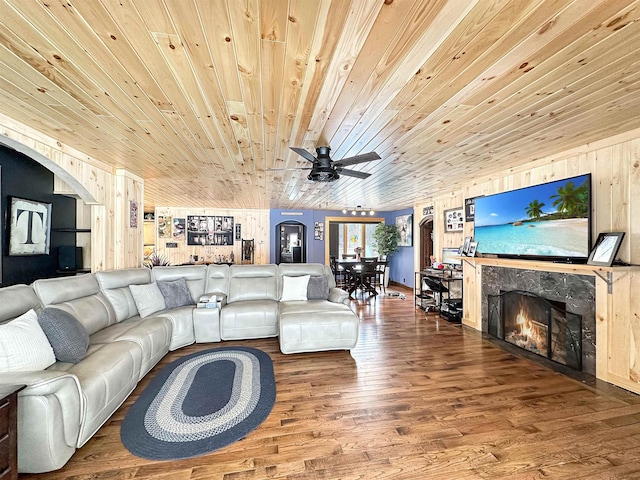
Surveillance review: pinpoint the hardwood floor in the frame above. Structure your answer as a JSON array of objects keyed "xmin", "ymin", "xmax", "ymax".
[{"xmin": 23, "ymin": 287, "xmax": 640, "ymax": 480}]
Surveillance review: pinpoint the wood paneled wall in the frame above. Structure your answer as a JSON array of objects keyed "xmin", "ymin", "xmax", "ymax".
[
  {"xmin": 113, "ymin": 170, "xmax": 144, "ymax": 270},
  {"xmin": 152, "ymin": 207, "xmax": 270, "ymax": 266},
  {"xmin": 414, "ymin": 129, "xmax": 640, "ymax": 394}
]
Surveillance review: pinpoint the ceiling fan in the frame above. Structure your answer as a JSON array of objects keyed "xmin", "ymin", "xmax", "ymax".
[{"xmin": 272, "ymin": 146, "xmax": 381, "ymax": 182}]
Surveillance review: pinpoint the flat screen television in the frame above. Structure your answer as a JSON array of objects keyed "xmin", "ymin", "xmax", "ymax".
[
  {"xmin": 442, "ymin": 247, "xmax": 462, "ymax": 266},
  {"xmin": 473, "ymin": 173, "xmax": 591, "ymax": 262}
]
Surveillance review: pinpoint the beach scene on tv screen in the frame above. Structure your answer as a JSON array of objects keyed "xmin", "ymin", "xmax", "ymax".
[{"xmin": 474, "ymin": 174, "xmax": 590, "ymax": 257}]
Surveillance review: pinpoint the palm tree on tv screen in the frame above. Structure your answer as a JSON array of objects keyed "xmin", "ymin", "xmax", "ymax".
[
  {"xmin": 525, "ymin": 199, "xmax": 545, "ymax": 220},
  {"xmin": 550, "ymin": 180, "xmax": 589, "ymax": 218}
]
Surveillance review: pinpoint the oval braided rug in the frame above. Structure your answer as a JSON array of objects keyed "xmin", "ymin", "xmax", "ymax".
[{"xmin": 121, "ymin": 346, "xmax": 276, "ymax": 460}]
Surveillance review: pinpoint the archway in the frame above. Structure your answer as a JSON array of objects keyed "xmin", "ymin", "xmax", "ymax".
[
  {"xmin": 0, "ymin": 136, "xmax": 98, "ymax": 204},
  {"xmin": 276, "ymin": 220, "xmax": 306, "ymax": 264}
]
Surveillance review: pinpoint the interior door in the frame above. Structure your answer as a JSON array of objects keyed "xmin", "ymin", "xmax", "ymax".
[{"xmin": 420, "ymin": 218, "xmax": 433, "ymax": 271}]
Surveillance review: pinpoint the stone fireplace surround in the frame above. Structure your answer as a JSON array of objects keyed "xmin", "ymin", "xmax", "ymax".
[{"xmin": 481, "ymin": 266, "xmax": 596, "ymax": 376}]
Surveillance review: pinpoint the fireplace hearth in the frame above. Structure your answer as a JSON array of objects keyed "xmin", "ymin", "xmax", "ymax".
[{"xmin": 488, "ymin": 290, "xmax": 582, "ymax": 371}]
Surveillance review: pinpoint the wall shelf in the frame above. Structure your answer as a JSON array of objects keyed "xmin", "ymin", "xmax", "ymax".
[{"xmin": 53, "ymin": 228, "xmax": 91, "ymax": 233}]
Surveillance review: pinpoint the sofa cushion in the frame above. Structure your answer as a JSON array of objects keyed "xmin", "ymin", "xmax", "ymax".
[
  {"xmin": 129, "ymin": 283, "xmax": 166, "ymax": 318},
  {"xmin": 152, "ymin": 265, "xmax": 208, "ymax": 304},
  {"xmin": 38, "ymin": 307, "xmax": 90, "ymax": 364},
  {"xmin": 95, "ymin": 268, "xmax": 152, "ymax": 322},
  {"xmin": 0, "ymin": 309, "xmax": 56, "ymax": 372},
  {"xmin": 48, "ymin": 341, "xmax": 142, "ymax": 447},
  {"xmin": 307, "ymin": 276, "xmax": 329, "ymax": 300},
  {"xmin": 281, "ymin": 275, "xmax": 310, "ymax": 301},
  {"xmin": 228, "ymin": 264, "xmax": 279, "ymax": 303},
  {"xmin": 156, "ymin": 277, "xmax": 193, "ymax": 308},
  {"xmin": 32, "ymin": 275, "xmax": 117, "ymax": 335}
]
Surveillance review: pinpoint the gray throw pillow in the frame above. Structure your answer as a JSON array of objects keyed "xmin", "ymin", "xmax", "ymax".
[
  {"xmin": 156, "ymin": 277, "xmax": 194, "ymax": 309},
  {"xmin": 307, "ymin": 275, "xmax": 329, "ymax": 300},
  {"xmin": 37, "ymin": 307, "xmax": 90, "ymax": 364}
]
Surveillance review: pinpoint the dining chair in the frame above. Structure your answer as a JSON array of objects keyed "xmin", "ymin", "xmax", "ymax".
[
  {"xmin": 348, "ymin": 259, "xmax": 378, "ymax": 298},
  {"xmin": 330, "ymin": 256, "xmax": 346, "ymax": 288},
  {"xmin": 374, "ymin": 260, "xmax": 387, "ymax": 293}
]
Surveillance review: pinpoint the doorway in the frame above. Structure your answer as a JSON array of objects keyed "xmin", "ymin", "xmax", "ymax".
[
  {"xmin": 419, "ymin": 217, "xmax": 433, "ymax": 271},
  {"xmin": 276, "ymin": 221, "xmax": 306, "ymax": 264},
  {"xmin": 324, "ymin": 216, "xmax": 385, "ymax": 263}
]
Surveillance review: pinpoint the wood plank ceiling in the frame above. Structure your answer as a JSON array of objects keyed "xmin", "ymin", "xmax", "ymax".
[{"xmin": 1, "ymin": 0, "xmax": 640, "ymax": 211}]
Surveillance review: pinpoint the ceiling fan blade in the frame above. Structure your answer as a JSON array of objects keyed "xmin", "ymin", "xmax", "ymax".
[
  {"xmin": 290, "ymin": 147, "xmax": 317, "ymax": 163},
  {"xmin": 267, "ymin": 167, "xmax": 312, "ymax": 171},
  {"xmin": 338, "ymin": 168, "xmax": 371, "ymax": 179},
  {"xmin": 334, "ymin": 152, "xmax": 381, "ymax": 167}
]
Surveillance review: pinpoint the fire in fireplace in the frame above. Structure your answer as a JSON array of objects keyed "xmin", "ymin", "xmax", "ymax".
[
  {"xmin": 488, "ymin": 290, "xmax": 582, "ymax": 370},
  {"xmin": 506, "ymin": 295, "xmax": 548, "ymax": 355}
]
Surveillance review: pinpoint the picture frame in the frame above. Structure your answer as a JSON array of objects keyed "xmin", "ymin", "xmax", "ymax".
[
  {"xmin": 157, "ymin": 214, "xmax": 171, "ymax": 238},
  {"xmin": 9, "ymin": 196, "xmax": 52, "ymax": 256},
  {"xmin": 235, "ymin": 223, "xmax": 242, "ymax": 241},
  {"xmin": 462, "ymin": 236, "xmax": 472, "ymax": 255},
  {"xmin": 314, "ymin": 222, "xmax": 324, "ymax": 241},
  {"xmin": 464, "ymin": 197, "xmax": 477, "ymax": 222},
  {"xmin": 129, "ymin": 200, "xmax": 138, "ymax": 228},
  {"xmin": 186, "ymin": 215, "xmax": 234, "ymax": 246},
  {"xmin": 172, "ymin": 218, "xmax": 185, "ymax": 240},
  {"xmin": 396, "ymin": 214, "xmax": 413, "ymax": 246},
  {"xmin": 468, "ymin": 241, "xmax": 478, "ymax": 257},
  {"xmin": 444, "ymin": 207, "xmax": 464, "ymax": 232},
  {"xmin": 587, "ymin": 232, "xmax": 625, "ymax": 267}
]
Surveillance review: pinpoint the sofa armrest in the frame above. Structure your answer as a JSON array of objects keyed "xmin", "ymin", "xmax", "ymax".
[
  {"xmin": 0, "ymin": 371, "xmax": 82, "ymax": 473},
  {"xmin": 328, "ymin": 287, "xmax": 350, "ymax": 305}
]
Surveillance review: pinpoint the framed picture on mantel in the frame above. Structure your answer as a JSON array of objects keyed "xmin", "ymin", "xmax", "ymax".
[{"xmin": 587, "ymin": 232, "xmax": 625, "ymax": 267}]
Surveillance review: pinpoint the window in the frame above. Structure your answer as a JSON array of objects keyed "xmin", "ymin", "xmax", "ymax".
[{"xmin": 337, "ymin": 222, "xmax": 381, "ymax": 257}]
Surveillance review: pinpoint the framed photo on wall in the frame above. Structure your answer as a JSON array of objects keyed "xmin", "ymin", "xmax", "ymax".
[
  {"xmin": 186, "ymin": 215, "xmax": 234, "ymax": 246},
  {"xmin": 9, "ymin": 196, "xmax": 52, "ymax": 255},
  {"xmin": 396, "ymin": 214, "xmax": 413, "ymax": 246},
  {"xmin": 465, "ymin": 197, "xmax": 478, "ymax": 222},
  {"xmin": 129, "ymin": 200, "xmax": 138, "ymax": 228},
  {"xmin": 444, "ymin": 207, "xmax": 464, "ymax": 232}
]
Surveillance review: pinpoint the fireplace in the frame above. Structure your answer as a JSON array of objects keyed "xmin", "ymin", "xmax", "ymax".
[
  {"xmin": 488, "ymin": 290, "xmax": 582, "ymax": 371},
  {"xmin": 482, "ymin": 267, "xmax": 595, "ymax": 375}
]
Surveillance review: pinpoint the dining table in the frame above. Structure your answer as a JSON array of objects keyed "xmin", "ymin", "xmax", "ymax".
[{"xmin": 336, "ymin": 258, "xmax": 387, "ymax": 298}]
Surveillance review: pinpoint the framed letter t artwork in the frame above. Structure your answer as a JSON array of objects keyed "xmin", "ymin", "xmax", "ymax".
[{"xmin": 9, "ymin": 196, "xmax": 52, "ymax": 255}]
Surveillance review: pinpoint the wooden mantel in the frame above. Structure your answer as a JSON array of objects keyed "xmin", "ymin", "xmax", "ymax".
[{"xmin": 461, "ymin": 257, "xmax": 640, "ymax": 395}]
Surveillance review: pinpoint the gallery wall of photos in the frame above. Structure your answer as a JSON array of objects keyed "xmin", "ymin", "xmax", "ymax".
[
  {"xmin": 146, "ymin": 207, "xmax": 270, "ymax": 265},
  {"xmin": 187, "ymin": 215, "xmax": 234, "ymax": 246}
]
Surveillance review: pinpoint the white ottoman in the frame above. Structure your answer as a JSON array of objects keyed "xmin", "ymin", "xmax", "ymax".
[{"xmin": 278, "ymin": 301, "xmax": 359, "ymax": 354}]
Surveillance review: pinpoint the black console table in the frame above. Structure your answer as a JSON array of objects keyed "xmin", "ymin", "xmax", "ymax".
[{"xmin": 415, "ymin": 269, "xmax": 463, "ymax": 322}]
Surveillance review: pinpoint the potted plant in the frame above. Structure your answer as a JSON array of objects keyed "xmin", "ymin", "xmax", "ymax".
[
  {"xmin": 372, "ymin": 223, "xmax": 400, "ymax": 288},
  {"xmin": 143, "ymin": 251, "xmax": 171, "ymax": 269}
]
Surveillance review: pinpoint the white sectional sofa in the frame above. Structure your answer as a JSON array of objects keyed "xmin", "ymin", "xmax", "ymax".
[{"xmin": 0, "ymin": 263, "xmax": 359, "ymax": 473}]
